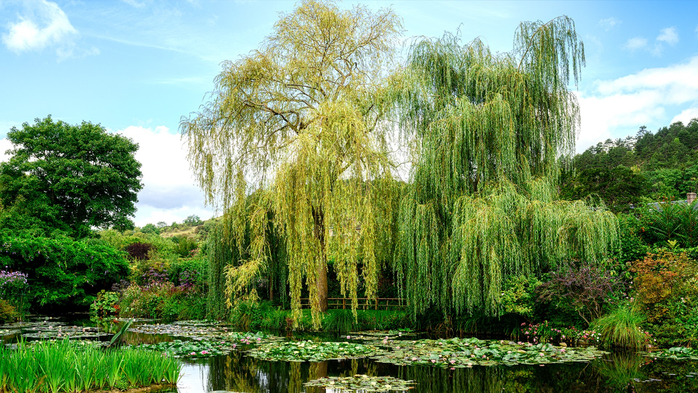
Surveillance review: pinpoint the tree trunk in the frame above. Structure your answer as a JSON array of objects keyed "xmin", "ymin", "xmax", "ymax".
[
  {"xmin": 316, "ymin": 258, "xmax": 328, "ymax": 311},
  {"xmin": 313, "ymin": 207, "xmax": 329, "ymax": 312}
]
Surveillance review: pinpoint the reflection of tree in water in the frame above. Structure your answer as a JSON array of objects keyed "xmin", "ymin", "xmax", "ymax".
[{"xmin": 201, "ymin": 353, "xmax": 698, "ymax": 392}]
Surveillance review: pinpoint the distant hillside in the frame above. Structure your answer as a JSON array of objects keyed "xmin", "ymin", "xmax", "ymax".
[
  {"xmin": 138, "ymin": 215, "xmax": 220, "ymax": 241},
  {"xmin": 561, "ymin": 118, "xmax": 698, "ymax": 212}
]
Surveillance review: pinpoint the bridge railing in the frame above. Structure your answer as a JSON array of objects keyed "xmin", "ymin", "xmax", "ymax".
[{"xmin": 299, "ymin": 298, "xmax": 405, "ymax": 310}]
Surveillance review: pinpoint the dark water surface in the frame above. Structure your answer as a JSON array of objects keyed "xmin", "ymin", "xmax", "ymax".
[
  {"xmin": 3, "ymin": 316, "xmax": 697, "ymax": 393},
  {"xmin": 164, "ymin": 350, "xmax": 698, "ymax": 393}
]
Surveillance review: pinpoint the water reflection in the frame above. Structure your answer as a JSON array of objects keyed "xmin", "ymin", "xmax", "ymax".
[{"xmin": 157, "ymin": 350, "xmax": 698, "ymax": 393}]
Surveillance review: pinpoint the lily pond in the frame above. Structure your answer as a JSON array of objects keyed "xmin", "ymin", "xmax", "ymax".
[{"xmin": 2, "ymin": 317, "xmax": 698, "ymax": 392}]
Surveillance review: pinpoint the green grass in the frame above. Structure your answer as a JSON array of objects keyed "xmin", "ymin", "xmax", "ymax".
[
  {"xmin": 593, "ymin": 305, "xmax": 648, "ymax": 349},
  {"xmin": 0, "ymin": 339, "xmax": 181, "ymax": 392}
]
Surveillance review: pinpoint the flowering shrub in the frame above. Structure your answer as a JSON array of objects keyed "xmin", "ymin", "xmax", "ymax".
[
  {"xmin": 518, "ymin": 321, "xmax": 602, "ymax": 346},
  {"xmin": 119, "ymin": 281, "xmax": 206, "ymax": 322},
  {"xmin": 0, "ymin": 269, "xmax": 28, "ymax": 316}
]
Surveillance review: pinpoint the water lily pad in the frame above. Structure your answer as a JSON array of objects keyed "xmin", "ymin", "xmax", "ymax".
[
  {"xmin": 645, "ymin": 347, "xmax": 698, "ymax": 361},
  {"xmin": 304, "ymin": 374, "xmax": 415, "ymax": 392},
  {"xmin": 138, "ymin": 339, "xmax": 237, "ymax": 358},
  {"xmin": 371, "ymin": 337, "xmax": 607, "ymax": 367},
  {"xmin": 247, "ymin": 340, "xmax": 378, "ymax": 362}
]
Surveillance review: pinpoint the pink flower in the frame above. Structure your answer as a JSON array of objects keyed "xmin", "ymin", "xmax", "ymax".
[{"xmin": 431, "ymin": 359, "xmax": 436, "ymax": 363}]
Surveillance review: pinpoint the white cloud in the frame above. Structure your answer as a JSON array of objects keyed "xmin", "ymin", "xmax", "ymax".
[
  {"xmin": 599, "ymin": 17, "xmax": 621, "ymax": 31},
  {"xmin": 115, "ymin": 125, "xmax": 212, "ymax": 227},
  {"xmin": 671, "ymin": 108, "xmax": 698, "ymax": 125},
  {"xmin": 624, "ymin": 27, "xmax": 680, "ymax": 57},
  {"xmin": 0, "ymin": 138, "xmax": 13, "ymax": 162},
  {"xmin": 624, "ymin": 37, "xmax": 647, "ymax": 51},
  {"xmin": 2, "ymin": 0, "xmax": 78, "ymax": 57},
  {"xmin": 657, "ymin": 27, "xmax": 679, "ymax": 45},
  {"xmin": 576, "ymin": 56, "xmax": 698, "ymax": 152}
]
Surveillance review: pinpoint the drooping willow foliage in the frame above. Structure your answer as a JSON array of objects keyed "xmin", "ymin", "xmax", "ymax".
[
  {"xmin": 181, "ymin": 0, "xmax": 403, "ymax": 327},
  {"xmin": 394, "ymin": 17, "xmax": 619, "ymax": 318}
]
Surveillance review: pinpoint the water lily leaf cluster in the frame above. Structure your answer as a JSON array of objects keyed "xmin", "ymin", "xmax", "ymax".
[
  {"xmin": 137, "ymin": 339, "xmax": 236, "ymax": 358},
  {"xmin": 304, "ymin": 374, "xmax": 415, "ymax": 392},
  {"xmin": 128, "ymin": 322, "xmax": 280, "ymax": 344},
  {"xmin": 247, "ymin": 340, "xmax": 379, "ymax": 362},
  {"xmin": 371, "ymin": 337, "xmax": 607, "ymax": 367},
  {"xmin": 647, "ymin": 347, "xmax": 698, "ymax": 361}
]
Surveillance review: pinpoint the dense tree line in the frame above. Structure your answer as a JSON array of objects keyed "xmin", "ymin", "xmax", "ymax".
[{"xmin": 561, "ymin": 119, "xmax": 698, "ymax": 211}]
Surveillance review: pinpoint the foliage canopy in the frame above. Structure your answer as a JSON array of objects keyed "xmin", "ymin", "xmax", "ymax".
[
  {"xmin": 0, "ymin": 116, "xmax": 143, "ymax": 237},
  {"xmin": 392, "ymin": 16, "xmax": 619, "ymax": 318},
  {"xmin": 181, "ymin": 0, "xmax": 403, "ymax": 327}
]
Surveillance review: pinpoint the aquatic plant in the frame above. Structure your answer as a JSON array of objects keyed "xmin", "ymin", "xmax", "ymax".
[
  {"xmin": 593, "ymin": 305, "xmax": 648, "ymax": 349},
  {"xmin": 0, "ymin": 339, "xmax": 181, "ymax": 392},
  {"xmin": 304, "ymin": 374, "xmax": 416, "ymax": 392},
  {"xmin": 247, "ymin": 340, "xmax": 379, "ymax": 362}
]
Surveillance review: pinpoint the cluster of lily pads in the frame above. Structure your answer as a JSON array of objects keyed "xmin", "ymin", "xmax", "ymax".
[
  {"xmin": 647, "ymin": 347, "xmax": 698, "ymax": 360},
  {"xmin": 304, "ymin": 374, "xmax": 415, "ymax": 392},
  {"xmin": 137, "ymin": 339, "xmax": 236, "ymax": 358},
  {"xmin": 247, "ymin": 340, "xmax": 379, "ymax": 362},
  {"xmin": 370, "ymin": 337, "xmax": 608, "ymax": 368},
  {"xmin": 0, "ymin": 329, "xmax": 19, "ymax": 337},
  {"xmin": 21, "ymin": 325, "xmax": 111, "ymax": 341},
  {"xmin": 127, "ymin": 321, "xmax": 280, "ymax": 344}
]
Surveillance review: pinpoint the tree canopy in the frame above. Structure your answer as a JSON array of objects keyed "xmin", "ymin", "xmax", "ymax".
[
  {"xmin": 392, "ymin": 16, "xmax": 618, "ymax": 318},
  {"xmin": 0, "ymin": 116, "xmax": 143, "ymax": 237},
  {"xmin": 181, "ymin": 0, "xmax": 403, "ymax": 327},
  {"xmin": 561, "ymin": 119, "xmax": 698, "ymax": 208}
]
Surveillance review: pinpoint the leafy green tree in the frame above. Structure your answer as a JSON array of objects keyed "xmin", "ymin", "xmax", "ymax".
[
  {"xmin": 392, "ymin": 17, "xmax": 618, "ymax": 318},
  {"xmin": 0, "ymin": 116, "xmax": 143, "ymax": 237},
  {"xmin": 561, "ymin": 166, "xmax": 649, "ymax": 212},
  {"xmin": 181, "ymin": 0, "xmax": 402, "ymax": 326},
  {"xmin": 141, "ymin": 223, "xmax": 160, "ymax": 234},
  {"xmin": 183, "ymin": 214, "xmax": 203, "ymax": 226}
]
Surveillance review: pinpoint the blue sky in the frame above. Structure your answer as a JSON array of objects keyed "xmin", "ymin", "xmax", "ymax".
[{"xmin": 1, "ymin": 0, "xmax": 697, "ymax": 226}]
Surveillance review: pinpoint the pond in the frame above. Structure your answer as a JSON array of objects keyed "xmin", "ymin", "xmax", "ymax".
[{"xmin": 3, "ymin": 317, "xmax": 697, "ymax": 392}]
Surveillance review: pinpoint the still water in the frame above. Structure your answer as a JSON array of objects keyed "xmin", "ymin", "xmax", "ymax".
[
  {"xmin": 166, "ymin": 350, "xmax": 698, "ymax": 393},
  {"xmin": 4, "ymin": 316, "xmax": 696, "ymax": 393}
]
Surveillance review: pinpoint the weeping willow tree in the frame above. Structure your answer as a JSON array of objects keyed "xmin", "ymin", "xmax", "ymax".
[
  {"xmin": 394, "ymin": 17, "xmax": 619, "ymax": 319},
  {"xmin": 181, "ymin": 0, "xmax": 402, "ymax": 327}
]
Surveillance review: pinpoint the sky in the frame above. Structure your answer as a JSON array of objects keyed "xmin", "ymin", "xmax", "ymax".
[{"xmin": 1, "ymin": 0, "xmax": 697, "ymax": 227}]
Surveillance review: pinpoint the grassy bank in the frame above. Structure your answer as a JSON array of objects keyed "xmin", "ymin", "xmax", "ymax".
[{"xmin": 0, "ymin": 340, "xmax": 181, "ymax": 393}]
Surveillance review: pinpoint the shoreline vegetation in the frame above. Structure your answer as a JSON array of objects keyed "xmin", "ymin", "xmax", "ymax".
[{"xmin": 0, "ymin": 339, "xmax": 180, "ymax": 393}]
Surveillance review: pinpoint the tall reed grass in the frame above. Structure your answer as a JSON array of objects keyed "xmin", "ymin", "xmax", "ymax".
[
  {"xmin": 593, "ymin": 305, "xmax": 648, "ymax": 349},
  {"xmin": 0, "ymin": 339, "xmax": 181, "ymax": 392}
]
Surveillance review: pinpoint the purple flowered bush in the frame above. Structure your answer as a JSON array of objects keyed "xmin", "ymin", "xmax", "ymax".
[{"xmin": 0, "ymin": 269, "xmax": 28, "ymax": 316}]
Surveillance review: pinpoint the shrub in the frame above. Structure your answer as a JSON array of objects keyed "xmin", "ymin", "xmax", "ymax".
[
  {"xmin": 0, "ymin": 269, "xmax": 28, "ymax": 317},
  {"xmin": 90, "ymin": 290, "xmax": 120, "ymax": 327},
  {"xmin": 630, "ymin": 251, "xmax": 698, "ymax": 346},
  {"xmin": 630, "ymin": 251, "xmax": 696, "ymax": 322},
  {"xmin": 592, "ymin": 305, "xmax": 649, "ymax": 349},
  {"xmin": 0, "ymin": 235, "xmax": 129, "ymax": 311},
  {"xmin": 500, "ymin": 275, "xmax": 541, "ymax": 320},
  {"xmin": 537, "ymin": 261, "xmax": 620, "ymax": 325},
  {"xmin": 125, "ymin": 242, "xmax": 153, "ymax": 260},
  {"xmin": 0, "ymin": 299, "xmax": 17, "ymax": 323},
  {"xmin": 635, "ymin": 199, "xmax": 698, "ymax": 248}
]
